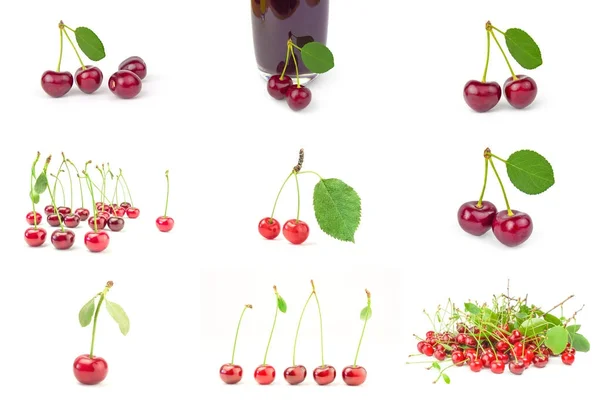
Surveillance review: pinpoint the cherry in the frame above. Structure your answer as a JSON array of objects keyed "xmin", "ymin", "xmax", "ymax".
[
  {"xmin": 258, "ymin": 217, "xmax": 281, "ymax": 239},
  {"xmin": 463, "ymin": 80, "xmax": 501, "ymax": 112},
  {"xmin": 433, "ymin": 350, "xmax": 446, "ymax": 361},
  {"xmin": 41, "ymin": 71, "xmax": 73, "ymax": 97},
  {"xmin": 47, "ymin": 213, "xmax": 63, "ymax": 227},
  {"xmin": 51, "ymin": 229, "xmax": 75, "ymax": 250},
  {"xmin": 464, "ymin": 348, "xmax": 477, "ymax": 362},
  {"xmin": 509, "ymin": 359, "xmax": 526, "ymax": 375},
  {"xmin": 533, "ymin": 354, "xmax": 549, "ymax": 368},
  {"xmin": 498, "ymin": 352, "xmax": 510, "ymax": 365},
  {"xmin": 75, "ymin": 66, "xmax": 103, "ymax": 94},
  {"xmin": 126, "ymin": 207, "xmax": 140, "ymax": 219},
  {"xmin": 75, "ymin": 208, "xmax": 90, "ymax": 221},
  {"xmin": 44, "ymin": 205, "xmax": 55, "ymax": 216},
  {"xmin": 426, "ymin": 331, "xmax": 435, "ymax": 338},
  {"xmin": 109, "ymin": 70, "xmax": 142, "ymax": 99},
  {"xmin": 342, "ymin": 366, "xmax": 367, "ymax": 386},
  {"xmin": 283, "ymin": 219, "xmax": 309, "ymax": 244},
  {"xmin": 64, "ymin": 214, "xmax": 81, "ymax": 228},
  {"xmin": 481, "ymin": 351, "xmax": 494, "ymax": 368},
  {"xmin": 98, "ymin": 211, "xmax": 111, "ymax": 221},
  {"xmin": 422, "ymin": 343, "xmax": 434, "ymax": 357},
  {"xmin": 313, "ymin": 365, "xmax": 336, "ymax": 385},
  {"xmin": 457, "ymin": 201, "xmax": 497, "ymax": 236},
  {"xmin": 508, "ymin": 329, "xmax": 523, "ymax": 344},
  {"xmin": 254, "ymin": 365, "xmax": 275, "ymax": 385},
  {"xmin": 113, "ymin": 207, "xmax": 126, "ymax": 217},
  {"xmin": 469, "ymin": 359, "xmax": 483, "ymax": 372},
  {"xmin": 268, "ymin": 75, "xmax": 293, "ymax": 100},
  {"xmin": 456, "ymin": 323, "xmax": 467, "ymax": 333},
  {"xmin": 561, "ymin": 352, "xmax": 575, "ymax": 365},
  {"xmin": 417, "ymin": 341, "xmax": 427, "ymax": 353},
  {"xmin": 286, "ymin": 86, "xmax": 312, "ymax": 111},
  {"xmin": 504, "ymin": 75, "xmax": 537, "ymax": 109},
  {"xmin": 88, "ymin": 216, "xmax": 107, "ymax": 230},
  {"xmin": 84, "ymin": 231, "xmax": 110, "ymax": 253},
  {"xmin": 120, "ymin": 202, "xmax": 131, "ymax": 210},
  {"xmin": 107, "ymin": 217, "xmax": 125, "ymax": 232},
  {"xmin": 155, "ymin": 217, "xmax": 173, "ymax": 232},
  {"xmin": 464, "ymin": 336, "xmax": 477, "ymax": 348},
  {"xmin": 24, "ymin": 227, "xmax": 47, "ymax": 247},
  {"xmin": 119, "ymin": 56, "xmax": 147, "ymax": 80},
  {"xmin": 496, "ymin": 340, "xmax": 509, "ymax": 353},
  {"xmin": 490, "ymin": 360, "xmax": 505, "ymax": 374},
  {"xmin": 220, "ymin": 364, "xmax": 243, "ymax": 384},
  {"xmin": 284, "ymin": 365, "xmax": 307, "ymax": 385},
  {"xmin": 492, "ymin": 210, "xmax": 533, "ymax": 247},
  {"xmin": 26, "ymin": 211, "xmax": 43, "ymax": 225},
  {"xmin": 73, "ymin": 354, "xmax": 108, "ymax": 385},
  {"xmin": 451, "ymin": 350, "xmax": 466, "ymax": 366},
  {"xmin": 522, "ymin": 349, "xmax": 535, "ymax": 367},
  {"xmin": 456, "ymin": 333, "xmax": 466, "ymax": 345},
  {"xmin": 58, "ymin": 206, "xmax": 71, "ymax": 215}
]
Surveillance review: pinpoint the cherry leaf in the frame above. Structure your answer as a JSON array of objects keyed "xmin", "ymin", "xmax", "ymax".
[
  {"xmin": 571, "ymin": 333, "xmax": 590, "ymax": 352},
  {"xmin": 277, "ymin": 296, "xmax": 287, "ymax": 313},
  {"xmin": 544, "ymin": 326, "xmax": 569, "ymax": 354},
  {"xmin": 300, "ymin": 42, "xmax": 334, "ymax": 73},
  {"xmin": 442, "ymin": 373, "xmax": 451, "ymax": 384},
  {"xmin": 543, "ymin": 313, "xmax": 562, "ymax": 326},
  {"xmin": 75, "ymin": 27, "xmax": 106, "ymax": 61},
  {"xmin": 504, "ymin": 28, "xmax": 543, "ymax": 70},
  {"xmin": 105, "ymin": 299, "xmax": 130, "ymax": 335},
  {"xmin": 505, "ymin": 150, "xmax": 555, "ymax": 195},
  {"xmin": 313, "ymin": 178, "xmax": 361, "ymax": 243},
  {"xmin": 360, "ymin": 306, "xmax": 372, "ymax": 321},
  {"xmin": 566, "ymin": 324, "xmax": 581, "ymax": 334},
  {"xmin": 519, "ymin": 317, "xmax": 552, "ymax": 336},
  {"xmin": 431, "ymin": 362, "xmax": 441, "ymax": 370},
  {"xmin": 34, "ymin": 172, "xmax": 48, "ymax": 194},
  {"xmin": 464, "ymin": 303, "xmax": 481, "ymax": 315},
  {"xmin": 30, "ymin": 190, "xmax": 40, "ymax": 204},
  {"xmin": 78, "ymin": 297, "xmax": 96, "ymax": 327}
]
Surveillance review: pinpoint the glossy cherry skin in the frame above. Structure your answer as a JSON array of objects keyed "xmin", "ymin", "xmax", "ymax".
[
  {"xmin": 313, "ymin": 365, "xmax": 336, "ymax": 385},
  {"xmin": 97, "ymin": 211, "xmax": 111, "ymax": 221},
  {"xmin": 119, "ymin": 56, "xmax": 147, "ymax": 80},
  {"xmin": 504, "ymin": 75, "xmax": 537, "ymax": 109},
  {"xmin": 26, "ymin": 211, "xmax": 43, "ymax": 225},
  {"xmin": 107, "ymin": 217, "xmax": 125, "ymax": 232},
  {"xmin": 283, "ymin": 219, "xmax": 309, "ymax": 245},
  {"xmin": 51, "ymin": 229, "xmax": 75, "ymax": 250},
  {"xmin": 114, "ymin": 207, "xmax": 126, "ymax": 217},
  {"xmin": 492, "ymin": 210, "xmax": 533, "ymax": 247},
  {"xmin": 258, "ymin": 217, "xmax": 281, "ymax": 239},
  {"xmin": 75, "ymin": 66, "xmax": 103, "ymax": 94},
  {"xmin": 24, "ymin": 227, "xmax": 47, "ymax": 247},
  {"xmin": 533, "ymin": 354, "xmax": 549, "ymax": 368},
  {"xmin": 47, "ymin": 213, "xmax": 63, "ymax": 227},
  {"xmin": 44, "ymin": 205, "xmax": 55, "ymax": 216},
  {"xmin": 268, "ymin": 75, "xmax": 293, "ymax": 100},
  {"xmin": 64, "ymin": 214, "xmax": 81, "ymax": 228},
  {"xmin": 463, "ymin": 80, "xmax": 501, "ymax": 112},
  {"xmin": 509, "ymin": 359, "xmax": 526, "ymax": 375},
  {"xmin": 561, "ymin": 352, "xmax": 575, "ymax": 365},
  {"xmin": 342, "ymin": 366, "xmax": 366, "ymax": 386},
  {"xmin": 469, "ymin": 359, "xmax": 483, "ymax": 372},
  {"xmin": 457, "ymin": 201, "xmax": 497, "ymax": 236},
  {"xmin": 109, "ymin": 70, "xmax": 142, "ymax": 99},
  {"xmin": 41, "ymin": 71, "xmax": 73, "ymax": 97},
  {"xmin": 73, "ymin": 354, "xmax": 108, "ymax": 385},
  {"xmin": 75, "ymin": 208, "xmax": 90, "ymax": 221},
  {"xmin": 254, "ymin": 364, "xmax": 275, "ymax": 385},
  {"xmin": 126, "ymin": 207, "xmax": 140, "ymax": 219},
  {"xmin": 58, "ymin": 206, "xmax": 71, "ymax": 215},
  {"xmin": 284, "ymin": 365, "xmax": 307, "ymax": 385},
  {"xmin": 156, "ymin": 216, "xmax": 174, "ymax": 232},
  {"xmin": 88, "ymin": 216, "xmax": 107, "ymax": 230},
  {"xmin": 120, "ymin": 202, "xmax": 131, "ymax": 210},
  {"xmin": 490, "ymin": 360, "xmax": 505, "ymax": 374},
  {"xmin": 286, "ymin": 86, "xmax": 312, "ymax": 111},
  {"xmin": 84, "ymin": 230, "xmax": 110, "ymax": 252},
  {"xmin": 220, "ymin": 363, "xmax": 243, "ymax": 384}
]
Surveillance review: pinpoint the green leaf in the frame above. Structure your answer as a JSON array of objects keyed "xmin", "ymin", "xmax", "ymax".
[
  {"xmin": 504, "ymin": 28, "xmax": 543, "ymax": 70},
  {"xmin": 464, "ymin": 303, "xmax": 481, "ymax": 315},
  {"xmin": 313, "ymin": 178, "xmax": 361, "ymax": 243},
  {"xmin": 105, "ymin": 299, "xmax": 130, "ymax": 335},
  {"xmin": 571, "ymin": 333, "xmax": 590, "ymax": 352},
  {"xmin": 29, "ymin": 190, "xmax": 40, "ymax": 204},
  {"xmin": 519, "ymin": 317, "xmax": 551, "ymax": 336},
  {"xmin": 34, "ymin": 172, "xmax": 48, "ymax": 194},
  {"xmin": 78, "ymin": 297, "xmax": 96, "ymax": 327},
  {"xmin": 566, "ymin": 324, "xmax": 581, "ymax": 334},
  {"xmin": 544, "ymin": 313, "xmax": 562, "ymax": 326},
  {"xmin": 296, "ymin": 35, "xmax": 315, "ymax": 48},
  {"xmin": 482, "ymin": 308, "xmax": 498, "ymax": 323},
  {"xmin": 431, "ymin": 362, "xmax": 441, "ymax": 370},
  {"xmin": 277, "ymin": 296, "xmax": 287, "ymax": 313},
  {"xmin": 75, "ymin": 27, "xmax": 106, "ymax": 61},
  {"xmin": 300, "ymin": 42, "xmax": 334, "ymax": 73},
  {"xmin": 515, "ymin": 312, "xmax": 528, "ymax": 319},
  {"xmin": 360, "ymin": 306, "xmax": 372, "ymax": 321},
  {"xmin": 544, "ymin": 326, "xmax": 569, "ymax": 354},
  {"xmin": 505, "ymin": 150, "xmax": 555, "ymax": 195},
  {"xmin": 442, "ymin": 373, "xmax": 451, "ymax": 384}
]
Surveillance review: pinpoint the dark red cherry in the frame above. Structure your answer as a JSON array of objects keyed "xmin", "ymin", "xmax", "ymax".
[
  {"xmin": 109, "ymin": 70, "xmax": 142, "ymax": 99},
  {"xmin": 492, "ymin": 210, "xmax": 533, "ymax": 247},
  {"xmin": 283, "ymin": 365, "xmax": 307, "ymax": 385},
  {"xmin": 88, "ymin": 216, "xmax": 107, "ymax": 230},
  {"xmin": 463, "ymin": 80, "xmax": 501, "ymax": 112},
  {"xmin": 457, "ymin": 200, "xmax": 497, "ymax": 236},
  {"xmin": 64, "ymin": 214, "xmax": 81, "ymax": 228},
  {"xmin": 44, "ymin": 205, "xmax": 55, "ymax": 216},
  {"xmin": 107, "ymin": 217, "xmax": 125, "ymax": 232},
  {"xmin": 118, "ymin": 56, "xmax": 147, "ymax": 80},
  {"xmin": 267, "ymin": 75, "xmax": 293, "ymax": 100},
  {"xmin": 75, "ymin": 66, "xmax": 103, "ymax": 94},
  {"xmin": 286, "ymin": 86, "xmax": 312, "ymax": 111},
  {"xmin": 24, "ymin": 227, "xmax": 47, "ymax": 247},
  {"xmin": 51, "ymin": 229, "xmax": 75, "ymax": 250},
  {"xmin": 313, "ymin": 365, "xmax": 336, "ymax": 385},
  {"xmin": 75, "ymin": 208, "xmax": 90, "ymax": 221},
  {"xmin": 41, "ymin": 71, "xmax": 73, "ymax": 97},
  {"xmin": 47, "ymin": 213, "xmax": 63, "ymax": 227},
  {"xmin": 58, "ymin": 206, "xmax": 71, "ymax": 215},
  {"xmin": 26, "ymin": 211, "xmax": 43, "ymax": 225},
  {"xmin": 504, "ymin": 75, "xmax": 537, "ymax": 109}
]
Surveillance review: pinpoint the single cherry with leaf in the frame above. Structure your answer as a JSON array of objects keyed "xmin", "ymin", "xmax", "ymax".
[
  {"xmin": 342, "ymin": 289, "xmax": 372, "ymax": 386},
  {"xmin": 255, "ymin": 286, "xmax": 287, "ymax": 385}
]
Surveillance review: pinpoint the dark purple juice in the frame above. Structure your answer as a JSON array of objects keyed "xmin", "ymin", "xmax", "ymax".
[{"xmin": 251, "ymin": 0, "xmax": 329, "ymax": 78}]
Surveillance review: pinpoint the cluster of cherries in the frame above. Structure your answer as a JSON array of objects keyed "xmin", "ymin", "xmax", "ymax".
[
  {"xmin": 258, "ymin": 217, "xmax": 309, "ymax": 245},
  {"xmin": 464, "ymin": 74, "xmax": 537, "ymax": 112},
  {"xmin": 267, "ymin": 75, "xmax": 311, "ymax": 111},
  {"xmin": 416, "ymin": 324, "xmax": 576, "ymax": 376}
]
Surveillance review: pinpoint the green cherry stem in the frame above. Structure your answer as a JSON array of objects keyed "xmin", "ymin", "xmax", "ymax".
[
  {"xmin": 62, "ymin": 154, "xmax": 74, "ymax": 210},
  {"xmin": 44, "ymin": 157, "xmax": 65, "ymax": 232},
  {"xmin": 60, "ymin": 23, "xmax": 86, "ymax": 70},
  {"xmin": 83, "ymin": 170, "xmax": 99, "ymax": 232},
  {"xmin": 354, "ymin": 289, "xmax": 371, "ymax": 367},
  {"xmin": 100, "ymin": 165, "xmax": 107, "ymax": 211},
  {"xmin": 90, "ymin": 281, "xmax": 113, "ymax": 358},
  {"xmin": 263, "ymin": 286, "xmax": 280, "ymax": 365},
  {"xmin": 57, "ymin": 26, "xmax": 64, "ymax": 72},
  {"xmin": 111, "ymin": 174, "xmax": 121, "ymax": 206},
  {"xmin": 489, "ymin": 28, "xmax": 517, "ymax": 81},
  {"xmin": 89, "ymin": 181, "xmax": 114, "ymax": 205},
  {"xmin": 67, "ymin": 160, "xmax": 85, "ymax": 209},
  {"xmin": 120, "ymin": 170, "xmax": 135, "ymax": 208},
  {"xmin": 482, "ymin": 28, "xmax": 491, "ymax": 82},
  {"xmin": 163, "ymin": 170, "xmax": 170, "ymax": 217},
  {"xmin": 477, "ymin": 158, "xmax": 490, "ymax": 208},
  {"xmin": 279, "ymin": 43, "xmax": 291, "ymax": 80},
  {"xmin": 289, "ymin": 42, "xmax": 301, "ymax": 88},
  {"xmin": 491, "ymin": 25, "xmax": 506, "ymax": 35},
  {"xmin": 231, "ymin": 304, "xmax": 252, "ymax": 364},
  {"xmin": 297, "ymin": 170, "xmax": 325, "ymax": 181},
  {"xmin": 50, "ymin": 172, "xmax": 66, "ymax": 206},
  {"xmin": 313, "ymin": 281, "xmax": 326, "ymax": 368},
  {"xmin": 270, "ymin": 172, "xmax": 293, "ymax": 222},
  {"xmin": 293, "ymin": 172, "xmax": 300, "ymax": 222},
  {"xmin": 51, "ymin": 159, "xmax": 66, "ymax": 201},
  {"xmin": 292, "ymin": 283, "xmax": 315, "ymax": 366},
  {"xmin": 30, "ymin": 152, "xmax": 41, "ymax": 228},
  {"xmin": 488, "ymin": 157, "xmax": 513, "ymax": 216}
]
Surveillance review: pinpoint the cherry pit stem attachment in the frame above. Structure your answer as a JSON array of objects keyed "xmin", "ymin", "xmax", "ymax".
[{"xmin": 231, "ymin": 304, "xmax": 252, "ymax": 365}]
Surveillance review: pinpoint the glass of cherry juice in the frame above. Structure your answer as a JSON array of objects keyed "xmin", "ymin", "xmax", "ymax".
[{"xmin": 251, "ymin": 0, "xmax": 329, "ymax": 84}]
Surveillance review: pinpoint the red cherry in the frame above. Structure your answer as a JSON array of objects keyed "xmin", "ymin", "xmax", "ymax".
[
  {"xmin": 313, "ymin": 365, "xmax": 336, "ymax": 385},
  {"xmin": 51, "ymin": 229, "xmax": 75, "ymax": 250},
  {"xmin": 268, "ymin": 75, "xmax": 293, "ymax": 100},
  {"xmin": 156, "ymin": 216, "xmax": 174, "ymax": 232},
  {"xmin": 498, "ymin": 352, "xmax": 510, "ymax": 365},
  {"xmin": 509, "ymin": 359, "xmax": 526, "ymax": 375},
  {"xmin": 258, "ymin": 217, "xmax": 281, "ymax": 239},
  {"xmin": 47, "ymin": 213, "xmax": 63, "ymax": 227},
  {"xmin": 421, "ymin": 343, "xmax": 434, "ymax": 357},
  {"xmin": 219, "ymin": 363, "xmax": 243, "ymax": 384},
  {"xmin": 425, "ymin": 331, "xmax": 435, "ymax": 338},
  {"xmin": 73, "ymin": 354, "xmax": 108, "ymax": 385},
  {"xmin": 492, "ymin": 210, "xmax": 533, "ymax": 247},
  {"xmin": 496, "ymin": 341, "xmax": 509, "ymax": 353},
  {"xmin": 504, "ymin": 75, "xmax": 537, "ymax": 109},
  {"xmin": 41, "ymin": 70, "xmax": 73, "ymax": 97},
  {"xmin": 533, "ymin": 354, "xmax": 549, "ymax": 368},
  {"xmin": 120, "ymin": 202, "xmax": 131, "ymax": 210},
  {"xmin": 469, "ymin": 359, "xmax": 483, "ymax": 372},
  {"xmin": 75, "ymin": 66, "xmax": 103, "ymax": 94},
  {"xmin": 490, "ymin": 360, "xmax": 505, "ymax": 374},
  {"xmin": 88, "ymin": 216, "xmax": 107, "ymax": 230},
  {"xmin": 254, "ymin": 364, "xmax": 275, "ymax": 385},
  {"xmin": 451, "ymin": 350, "xmax": 466, "ymax": 366},
  {"xmin": 282, "ymin": 219, "xmax": 309, "ymax": 244},
  {"xmin": 108, "ymin": 217, "xmax": 125, "ymax": 232},
  {"xmin": 457, "ymin": 201, "xmax": 497, "ymax": 236},
  {"xmin": 433, "ymin": 350, "xmax": 446, "ymax": 361},
  {"xmin": 84, "ymin": 231, "xmax": 110, "ymax": 253},
  {"xmin": 508, "ymin": 329, "xmax": 523, "ymax": 344},
  {"xmin": 26, "ymin": 211, "xmax": 43, "ymax": 225},
  {"xmin": 109, "ymin": 70, "xmax": 142, "ymax": 99},
  {"xmin": 286, "ymin": 86, "xmax": 312, "ymax": 111},
  {"xmin": 58, "ymin": 206, "xmax": 71, "ymax": 215},
  {"xmin": 283, "ymin": 365, "xmax": 307, "ymax": 385},
  {"xmin": 98, "ymin": 211, "xmax": 111, "ymax": 221},
  {"xmin": 417, "ymin": 341, "xmax": 427, "ymax": 353},
  {"xmin": 126, "ymin": 207, "xmax": 140, "ymax": 219},
  {"xmin": 44, "ymin": 205, "xmax": 55, "ymax": 216},
  {"xmin": 75, "ymin": 208, "xmax": 90, "ymax": 221},
  {"xmin": 481, "ymin": 352, "xmax": 494, "ymax": 368},
  {"xmin": 464, "ymin": 348, "xmax": 477, "ymax": 362},
  {"xmin": 561, "ymin": 352, "xmax": 575, "ymax": 365},
  {"xmin": 119, "ymin": 56, "xmax": 147, "ymax": 80},
  {"xmin": 342, "ymin": 365, "xmax": 367, "ymax": 386},
  {"xmin": 64, "ymin": 214, "xmax": 81, "ymax": 228},
  {"xmin": 24, "ymin": 227, "xmax": 47, "ymax": 247},
  {"xmin": 114, "ymin": 207, "xmax": 126, "ymax": 217},
  {"xmin": 463, "ymin": 80, "xmax": 501, "ymax": 112}
]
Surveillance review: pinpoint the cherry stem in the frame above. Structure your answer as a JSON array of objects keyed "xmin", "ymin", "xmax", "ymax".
[
  {"xmin": 67, "ymin": 160, "xmax": 85, "ymax": 208},
  {"xmin": 46, "ymin": 177, "xmax": 65, "ymax": 232},
  {"xmin": 51, "ymin": 160, "xmax": 66, "ymax": 202},
  {"xmin": 279, "ymin": 44, "xmax": 291, "ymax": 80},
  {"xmin": 120, "ymin": 171, "xmax": 135, "ymax": 207},
  {"xmin": 490, "ymin": 29, "xmax": 517, "ymax": 81},
  {"xmin": 60, "ymin": 24, "xmax": 86, "ymax": 70},
  {"xmin": 491, "ymin": 26, "xmax": 506, "ymax": 35},
  {"xmin": 62, "ymin": 154, "xmax": 74, "ymax": 210},
  {"xmin": 293, "ymin": 172, "xmax": 300, "ymax": 222},
  {"xmin": 89, "ymin": 181, "xmax": 113, "ymax": 206},
  {"xmin": 263, "ymin": 286, "xmax": 280, "ymax": 365},
  {"xmin": 313, "ymin": 285, "xmax": 326, "ymax": 367},
  {"xmin": 292, "ymin": 289, "xmax": 314, "ymax": 366},
  {"xmin": 289, "ymin": 42, "xmax": 301, "ymax": 88},
  {"xmin": 30, "ymin": 152, "xmax": 41, "ymax": 228},
  {"xmin": 99, "ymin": 165, "xmax": 107, "ymax": 211},
  {"xmin": 111, "ymin": 174, "xmax": 121, "ymax": 206},
  {"xmin": 482, "ymin": 30, "xmax": 491, "ymax": 82},
  {"xmin": 353, "ymin": 289, "xmax": 371, "ymax": 367},
  {"xmin": 297, "ymin": 170, "xmax": 325, "ymax": 181},
  {"xmin": 57, "ymin": 28, "xmax": 64, "ymax": 72},
  {"xmin": 83, "ymin": 170, "xmax": 99, "ymax": 232},
  {"xmin": 477, "ymin": 159, "xmax": 489, "ymax": 208},
  {"xmin": 544, "ymin": 295, "xmax": 575, "ymax": 316},
  {"xmin": 231, "ymin": 304, "xmax": 252, "ymax": 364},
  {"xmin": 50, "ymin": 172, "xmax": 66, "ymax": 206},
  {"xmin": 163, "ymin": 170, "xmax": 170, "ymax": 217},
  {"xmin": 488, "ymin": 158, "xmax": 512, "ymax": 216},
  {"xmin": 270, "ymin": 172, "xmax": 293, "ymax": 222},
  {"xmin": 90, "ymin": 281, "xmax": 112, "ymax": 358}
]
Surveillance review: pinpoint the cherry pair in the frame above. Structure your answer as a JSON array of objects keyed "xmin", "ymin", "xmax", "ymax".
[
  {"xmin": 259, "ymin": 217, "xmax": 308, "ymax": 245},
  {"xmin": 267, "ymin": 75, "xmax": 311, "ymax": 111}
]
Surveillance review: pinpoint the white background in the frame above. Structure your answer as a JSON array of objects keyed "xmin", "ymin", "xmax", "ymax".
[{"xmin": 0, "ymin": 0, "xmax": 598, "ymax": 400}]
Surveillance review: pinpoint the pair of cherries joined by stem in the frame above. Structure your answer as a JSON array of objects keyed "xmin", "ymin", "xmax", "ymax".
[
  {"xmin": 74, "ymin": 281, "xmax": 130, "ymax": 385},
  {"xmin": 41, "ymin": 21, "xmax": 146, "ymax": 99},
  {"xmin": 259, "ymin": 149, "xmax": 362, "ymax": 245},
  {"xmin": 464, "ymin": 22, "xmax": 543, "ymax": 112},
  {"xmin": 267, "ymin": 37, "xmax": 334, "ymax": 111},
  {"xmin": 220, "ymin": 282, "xmax": 372, "ymax": 386},
  {"xmin": 457, "ymin": 148, "xmax": 554, "ymax": 247}
]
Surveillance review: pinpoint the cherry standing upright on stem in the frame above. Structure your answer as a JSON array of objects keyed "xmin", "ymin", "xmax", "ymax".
[
  {"xmin": 120, "ymin": 170, "xmax": 140, "ymax": 218},
  {"xmin": 342, "ymin": 289, "xmax": 372, "ymax": 386},
  {"xmin": 82, "ymin": 169, "xmax": 110, "ymax": 252},
  {"xmin": 156, "ymin": 170, "xmax": 174, "ymax": 232},
  {"xmin": 309, "ymin": 281, "xmax": 336, "ymax": 385},
  {"xmin": 255, "ymin": 286, "xmax": 287, "ymax": 385},
  {"xmin": 220, "ymin": 304, "xmax": 252, "ymax": 384},
  {"xmin": 41, "ymin": 25, "xmax": 73, "ymax": 98},
  {"xmin": 25, "ymin": 152, "xmax": 47, "ymax": 247}
]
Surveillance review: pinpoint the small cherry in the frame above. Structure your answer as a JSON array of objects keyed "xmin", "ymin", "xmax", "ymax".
[
  {"xmin": 126, "ymin": 207, "xmax": 140, "ymax": 218},
  {"xmin": 509, "ymin": 359, "xmax": 526, "ymax": 375},
  {"xmin": 469, "ymin": 359, "xmax": 483, "ymax": 372},
  {"xmin": 88, "ymin": 217, "xmax": 107, "ymax": 230},
  {"xmin": 156, "ymin": 170, "xmax": 174, "ymax": 232},
  {"xmin": 75, "ymin": 66, "xmax": 103, "ymax": 94},
  {"xmin": 492, "ymin": 210, "xmax": 533, "ymax": 247},
  {"xmin": 561, "ymin": 351, "xmax": 575, "ymax": 365},
  {"xmin": 64, "ymin": 214, "xmax": 81, "ymax": 228},
  {"xmin": 258, "ymin": 217, "xmax": 281, "ymax": 240},
  {"xmin": 255, "ymin": 285, "xmax": 287, "ymax": 385},
  {"xmin": 51, "ymin": 229, "xmax": 75, "ymax": 250},
  {"xmin": 342, "ymin": 289, "xmax": 371, "ymax": 386},
  {"xmin": 119, "ymin": 56, "xmax": 147, "ymax": 80},
  {"xmin": 286, "ymin": 86, "xmax": 312, "ymax": 111},
  {"xmin": 490, "ymin": 360, "xmax": 505, "ymax": 374},
  {"xmin": 109, "ymin": 70, "xmax": 142, "ymax": 99},
  {"xmin": 451, "ymin": 350, "xmax": 466, "ymax": 366},
  {"xmin": 533, "ymin": 354, "xmax": 549, "ymax": 368},
  {"xmin": 44, "ymin": 205, "xmax": 55, "ymax": 216},
  {"xmin": 74, "ymin": 281, "xmax": 129, "ymax": 385},
  {"xmin": 120, "ymin": 202, "xmax": 131, "ymax": 210},
  {"xmin": 75, "ymin": 208, "xmax": 90, "ymax": 221},
  {"xmin": 283, "ymin": 219, "xmax": 310, "ymax": 245},
  {"xmin": 220, "ymin": 304, "xmax": 252, "ymax": 384},
  {"xmin": 421, "ymin": 343, "xmax": 434, "ymax": 357},
  {"xmin": 457, "ymin": 201, "xmax": 497, "ymax": 236},
  {"xmin": 26, "ymin": 211, "xmax": 43, "ymax": 226},
  {"xmin": 107, "ymin": 217, "xmax": 125, "ymax": 232},
  {"xmin": 98, "ymin": 211, "xmax": 110, "ymax": 221},
  {"xmin": 504, "ymin": 75, "xmax": 537, "ymax": 109},
  {"xmin": 24, "ymin": 227, "xmax": 47, "ymax": 247},
  {"xmin": 83, "ymin": 170, "xmax": 110, "ymax": 252},
  {"xmin": 267, "ymin": 75, "xmax": 293, "ymax": 100},
  {"xmin": 41, "ymin": 71, "xmax": 73, "ymax": 98}
]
